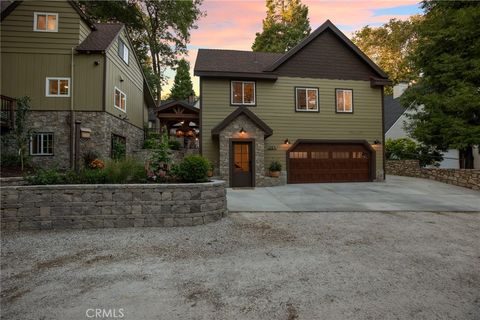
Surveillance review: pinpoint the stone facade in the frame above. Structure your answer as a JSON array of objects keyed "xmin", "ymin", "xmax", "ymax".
[
  {"xmin": 22, "ymin": 111, "xmax": 144, "ymax": 169},
  {"xmin": 386, "ymin": 160, "xmax": 480, "ymax": 190},
  {"xmin": 0, "ymin": 180, "xmax": 227, "ymax": 230},
  {"xmin": 217, "ymin": 114, "xmax": 283, "ymax": 187}
]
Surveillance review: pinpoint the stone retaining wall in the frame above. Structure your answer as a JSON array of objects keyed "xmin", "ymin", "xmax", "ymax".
[
  {"xmin": 386, "ymin": 160, "xmax": 480, "ymax": 190},
  {"xmin": 1, "ymin": 180, "xmax": 227, "ymax": 231}
]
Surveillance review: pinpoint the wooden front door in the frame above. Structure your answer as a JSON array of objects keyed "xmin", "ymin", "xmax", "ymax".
[{"xmin": 231, "ymin": 141, "xmax": 253, "ymax": 187}]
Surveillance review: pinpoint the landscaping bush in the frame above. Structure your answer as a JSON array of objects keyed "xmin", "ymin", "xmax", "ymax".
[
  {"xmin": 26, "ymin": 168, "xmax": 64, "ymax": 185},
  {"xmin": 143, "ymin": 138, "xmax": 160, "ymax": 149},
  {"xmin": 168, "ymin": 140, "xmax": 182, "ymax": 150},
  {"xmin": 1, "ymin": 153, "xmax": 23, "ymax": 167},
  {"xmin": 385, "ymin": 138, "xmax": 443, "ymax": 167},
  {"xmin": 171, "ymin": 155, "xmax": 210, "ymax": 183},
  {"xmin": 103, "ymin": 157, "xmax": 147, "ymax": 183},
  {"xmin": 269, "ymin": 160, "xmax": 282, "ymax": 172}
]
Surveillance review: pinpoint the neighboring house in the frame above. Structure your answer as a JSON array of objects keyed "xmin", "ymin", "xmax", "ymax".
[
  {"xmin": 0, "ymin": 0, "xmax": 156, "ymax": 169},
  {"xmin": 384, "ymin": 84, "xmax": 480, "ymax": 169},
  {"xmin": 194, "ymin": 20, "xmax": 390, "ymax": 187}
]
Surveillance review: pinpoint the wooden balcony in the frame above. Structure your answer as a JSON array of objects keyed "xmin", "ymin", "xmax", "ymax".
[{"xmin": 1, "ymin": 95, "xmax": 16, "ymax": 130}]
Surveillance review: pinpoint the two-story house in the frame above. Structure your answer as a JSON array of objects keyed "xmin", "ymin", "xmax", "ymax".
[
  {"xmin": 194, "ymin": 20, "xmax": 390, "ymax": 187},
  {"xmin": 1, "ymin": 0, "xmax": 156, "ymax": 169}
]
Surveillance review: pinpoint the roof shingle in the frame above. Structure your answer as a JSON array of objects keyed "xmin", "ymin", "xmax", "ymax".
[
  {"xmin": 76, "ymin": 23, "xmax": 123, "ymax": 52},
  {"xmin": 384, "ymin": 95, "xmax": 407, "ymax": 133}
]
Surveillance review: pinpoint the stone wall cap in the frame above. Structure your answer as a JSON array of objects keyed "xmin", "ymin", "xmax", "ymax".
[{"xmin": 0, "ymin": 180, "xmax": 226, "ymax": 190}]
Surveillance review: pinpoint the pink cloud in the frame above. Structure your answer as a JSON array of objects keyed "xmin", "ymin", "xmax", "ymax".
[{"xmin": 163, "ymin": 0, "xmax": 421, "ymax": 95}]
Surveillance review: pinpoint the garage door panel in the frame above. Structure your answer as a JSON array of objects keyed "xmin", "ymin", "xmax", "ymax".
[{"xmin": 288, "ymin": 143, "xmax": 372, "ymax": 183}]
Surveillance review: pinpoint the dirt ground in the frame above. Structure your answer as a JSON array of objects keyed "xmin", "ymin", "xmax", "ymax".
[{"xmin": 1, "ymin": 211, "xmax": 479, "ymax": 320}]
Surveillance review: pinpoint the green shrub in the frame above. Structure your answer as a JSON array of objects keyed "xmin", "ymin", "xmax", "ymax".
[
  {"xmin": 385, "ymin": 138, "xmax": 443, "ymax": 167},
  {"xmin": 269, "ymin": 160, "xmax": 282, "ymax": 172},
  {"xmin": 78, "ymin": 169, "xmax": 107, "ymax": 184},
  {"xmin": 111, "ymin": 137, "xmax": 126, "ymax": 160},
  {"xmin": 1, "ymin": 153, "xmax": 22, "ymax": 167},
  {"xmin": 172, "ymin": 155, "xmax": 210, "ymax": 183},
  {"xmin": 143, "ymin": 138, "xmax": 160, "ymax": 149},
  {"xmin": 26, "ymin": 168, "xmax": 64, "ymax": 185},
  {"xmin": 168, "ymin": 140, "xmax": 182, "ymax": 150},
  {"xmin": 103, "ymin": 157, "xmax": 147, "ymax": 183}
]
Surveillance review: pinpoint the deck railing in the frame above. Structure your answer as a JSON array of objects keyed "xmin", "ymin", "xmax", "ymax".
[{"xmin": 1, "ymin": 95, "xmax": 16, "ymax": 130}]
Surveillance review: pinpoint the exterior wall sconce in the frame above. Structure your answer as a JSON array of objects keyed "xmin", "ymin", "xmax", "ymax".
[
  {"xmin": 80, "ymin": 128, "xmax": 92, "ymax": 139},
  {"xmin": 284, "ymin": 139, "xmax": 290, "ymax": 145},
  {"xmin": 119, "ymin": 75, "xmax": 125, "ymax": 82},
  {"xmin": 373, "ymin": 139, "xmax": 382, "ymax": 145},
  {"xmin": 239, "ymin": 127, "xmax": 246, "ymax": 134}
]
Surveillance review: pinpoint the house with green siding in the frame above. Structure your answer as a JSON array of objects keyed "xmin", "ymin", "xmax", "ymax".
[
  {"xmin": 1, "ymin": 0, "xmax": 155, "ymax": 169},
  {"xmin": 194, "ymin": 20, "xmax": 390, "ymax": 187}
]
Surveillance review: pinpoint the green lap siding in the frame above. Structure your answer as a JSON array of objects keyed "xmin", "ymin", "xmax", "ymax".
[{"xmin": 201, "ymin": 77, "xmax": 384, "ymax": 175}]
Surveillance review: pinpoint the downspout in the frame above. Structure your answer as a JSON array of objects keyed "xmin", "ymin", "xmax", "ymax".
[{"xmin": 70, "ymin": 47, "xmax": 75, "ymax": 169}]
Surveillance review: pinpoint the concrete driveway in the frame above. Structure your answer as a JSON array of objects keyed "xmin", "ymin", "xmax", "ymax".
[{"xmin": 227, "ymin": 175, "xmax": 480, "ymax": 212}]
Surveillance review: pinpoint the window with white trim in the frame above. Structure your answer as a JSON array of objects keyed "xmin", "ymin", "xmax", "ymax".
[
  {"xmin": 46, "ymin": 78, "xmax": 70, "ymax": 97},
  {"xmin": 295, "ymin": 87, "xmax": 318, "ymax": 111},
  {"xmin": 118, "ymin": 39, "xmax": 129, "ymax": 64},
  {"xmin": 336, "ymin": 89, "xmax": 353, "ymax": 113},
  {"xmin": 30, "ymin": 133, "xmax": 54, "ymax": 155},
  {"xmin": 34, "ymin": 12, "xmax": 58, "ymax": 32},
  {"xmin": 114, "ymin": 87, "xmax": 127, "ymax": 112},
  {"xmin": 231, "ymin": 81, "xmax": 255, "ymax": 105}
]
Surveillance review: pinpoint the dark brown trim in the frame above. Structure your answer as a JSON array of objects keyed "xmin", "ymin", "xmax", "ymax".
[
  {"xmin": 229, "ymin": 138, "xmax": 255, "ymax": 187},
  {"xmin": 294, "ymin": 86, "xmax": 320, "ymax": 113},
  {"xmin": 0, "ymin": 1, "xmax": 21, "ymax": 21},
  {"xmin": 199, "ymin": 77, "xmax": 203, "ymax": 155},
  {"xmin": 381, "ymin": 87, "xmax": 386, "ymax": 180},
  {"xmin": 285, "ymin": 139, "xmax": 376, "ymax": 183},
  {"xmin": 264, "ymin": 20, "xmax": 389, "ymax": 79},
  {"xmin": 370, "ymin": 77, "xmax": 393, "ymax": 87},
  {"xmin": 155, "ymin": 100, "xmax": 199, "ymax": 113},
  {"xmin": 334, "ymin": 88, "xmax": 354, "ymax": 114},
  {"xmin": 194, "ymin": 71, "xmax": 278, "ymax": 80},
  {"xmin": 230, "ymin": 80, "xmax": 257, "ymax": 107},
  {"xmin": 211, "ymin": 107, "xmax": 273, "ymax": 138},
  {"xmin": 102, "ymin": 55, "xmax": 107, "ymax": 111}
]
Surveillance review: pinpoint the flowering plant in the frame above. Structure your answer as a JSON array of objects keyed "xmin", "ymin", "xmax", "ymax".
[{"xmin": 89, "ymin": 159, "xmax": 105, "ymax": 170}]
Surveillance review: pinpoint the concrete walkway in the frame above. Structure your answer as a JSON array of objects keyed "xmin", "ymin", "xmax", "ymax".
[{"xmin": 227, "ymin": 175, "xmax": 480, "ymax": 212}]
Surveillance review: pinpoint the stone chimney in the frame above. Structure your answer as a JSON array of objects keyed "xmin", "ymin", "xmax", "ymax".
[{"xmin": 393, "ymin": 83, "xmax": 408, "ymax": 99}]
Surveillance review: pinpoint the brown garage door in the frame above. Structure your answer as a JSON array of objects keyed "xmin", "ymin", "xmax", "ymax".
[{"xmin": 288, "ymin": 141, "xmax": 373, "ymax": 183}]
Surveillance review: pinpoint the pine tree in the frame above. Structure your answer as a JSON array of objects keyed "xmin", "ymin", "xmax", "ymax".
[
  {"xmin": 252, "ymin": 0, "xmax": 311, "ymax": 53},
  {"xmin": 169, "ymin": 59, "xmax": 195, "ymax": 101}
]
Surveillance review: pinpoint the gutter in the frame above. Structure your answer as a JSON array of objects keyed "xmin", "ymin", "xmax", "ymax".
[{"xmin": 70, "ymin": 47, "xmax": 75, "ymax": 169}]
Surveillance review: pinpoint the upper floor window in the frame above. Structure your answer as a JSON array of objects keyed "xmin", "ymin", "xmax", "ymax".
[
  {"xmin": 30, "ymin": 133, "xmax": 54, "ymax": 156},
  {"xmin": 46, "ymin": 77, "xmax": 70, "ymax": 97},
  {"xmin": 114, "ymin": 87, "xmax": 127, "ymax": 112},
  {"xmin": 34, "ymin": 12, "xmax": 58, "ymax": 32},
  {"xmin": 336, "ymin": 89, "xmax": 353, "ymax": 113},
  {"xmin": 295, "ymin": 87, "xmax": 318, "ymax": 112},
  {"xmin": 118, "ymin": 39, "xmax": 129, "ymax": 64},
  {"xmin": 231, "ymin": 81, "xmax": 255, "ymax": 105}
]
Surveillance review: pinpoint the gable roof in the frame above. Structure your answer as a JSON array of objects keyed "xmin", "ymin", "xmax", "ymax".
[
  {"xmin": 155, "ymin": 100, "xmax": 199, "ymax": 113},
  {"xmin": 211, "ymin": 107, "xmax": 273, "ymax": 138},
  {"xmin": 76, "ymin": 23, "xmax": 124, "ymax": 52},
  {"xmin": 195, "ymin": 49, "xmax": 282, "ymax": 79},
  {"xmin": 384, "ymin": 95, "xmax": 407, "ymax": 133},
  {"xmin": 1, "ymin": 0, "xmax": 96, "ymax": 30},
  {"xmin": 194, "ymin": 20, "xmax": 389, "ymax": 82},
  {"xmin": 264, "ymin": 20, "xmax": 387, "ymax": 79}
]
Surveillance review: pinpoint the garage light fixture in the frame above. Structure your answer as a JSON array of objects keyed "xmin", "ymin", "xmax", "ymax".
[
  {"xmin": 239, "ymin": 127, "xmax": 246, "ymax": 134},
  {"xmin": 373, "ymin": 139, "xmax": 382, "ymax": 145},
  {"xmin": 284, "ymin": 139, "xmax": 290, "ymax": 145}
]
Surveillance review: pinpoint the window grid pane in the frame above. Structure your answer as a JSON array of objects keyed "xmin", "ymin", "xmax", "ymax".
[
  {"xmin": 307, "ymin": 89, "xmax": 317, "ymax": 110},
  {"xmin": 296, "ymin": 89, "xmax": 306, "ymax": 110},
  {"xmin": 37, "ymin": 14, "xmax": 46, "ymax": 30},
  {"xmin": 243, "ymin": 82, "xmax": 254, "ymax": 104},
  {"xmin": 47, "ymin": 15, "xmax": 56, "ymax": 31},
  {"xmin": 232, "ymin": 82, "xmax": 243, "ymax": 104},
  {"xmin": 49, "ymin": 79, "xmax": 58, "ymax": 95}
]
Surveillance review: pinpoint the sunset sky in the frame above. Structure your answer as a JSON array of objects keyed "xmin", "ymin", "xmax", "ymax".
[{"xmin": 162, "ymin": 0, "xmax": 423, "ymax": 97}]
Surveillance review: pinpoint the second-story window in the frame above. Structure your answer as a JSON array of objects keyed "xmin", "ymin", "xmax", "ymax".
[
  {"xmin": 114, "ymin": 87, "xmax": 127, "ymax": 112},
  {"xmin": 34, "ymin": 12, "xmax": 58, "ymax": 32},
  {"xmin": 118, "ymin": 39, "xmax": 129, "ymax": 64},
  {"xmin": 46, "ymin": 78, "xmax": 70, "ymax": 97},
  {"xmin": 295, "ymin": 87, "xmax": 318, "ymax": 112},
  {"xmin": 231, "ymin": 81, "xmax": 255, "ymax": 105},
  {"xmin": 336, "ymin": 89, "xmax": 353, "ymax": 113}
]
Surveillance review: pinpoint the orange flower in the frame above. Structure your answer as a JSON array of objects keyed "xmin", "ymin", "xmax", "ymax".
[{"xmin": 89, "ymin": 159, "xmax": 105, "ymax": 169}]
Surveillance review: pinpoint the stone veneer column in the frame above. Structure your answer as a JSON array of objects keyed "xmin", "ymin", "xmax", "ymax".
[{"xmin": 218, "ymin": 114, "xmax": 266, "ymax": 186}]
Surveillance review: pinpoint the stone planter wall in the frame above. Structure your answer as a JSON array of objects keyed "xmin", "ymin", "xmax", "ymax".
[
  {"xmin": 386, "ymin": 160, "xmax": 480, "ymax": 190},
  {"xmin": 1, "ymin": 180, "xmax": 227, "ymax": 231}
]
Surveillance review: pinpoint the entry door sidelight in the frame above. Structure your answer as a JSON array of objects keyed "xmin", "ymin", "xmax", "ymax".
[{"xmin": 231, "ymin": 141, "xmax": 253, "ymax": 187}]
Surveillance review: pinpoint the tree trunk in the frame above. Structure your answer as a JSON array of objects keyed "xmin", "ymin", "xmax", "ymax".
[{"xmin": 460, "ymin": 146, "xmax": 474, "ymax": 169}]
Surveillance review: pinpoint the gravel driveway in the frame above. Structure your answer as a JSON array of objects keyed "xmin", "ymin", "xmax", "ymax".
[{"xmin": 2, "ymin": 211, "xmax": 479, "ymax": 320}]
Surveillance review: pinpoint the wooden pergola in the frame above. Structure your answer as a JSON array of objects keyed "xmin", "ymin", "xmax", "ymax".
[{"xmin": 155, "ymin": 100, "xmax": 200, "ymax": 138}]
